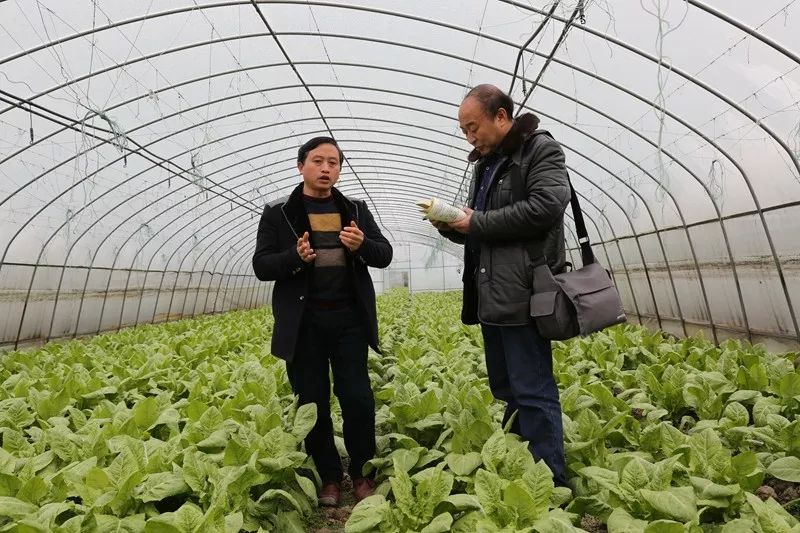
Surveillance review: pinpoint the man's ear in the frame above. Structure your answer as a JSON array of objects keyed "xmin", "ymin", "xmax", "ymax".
[
  {"xmin": 496, "ymin": 107, "xmax": 510, "ymax": 124},
  {"xmin": 297, "ymin": 162, "xmax": 304, "ymax": 173}
]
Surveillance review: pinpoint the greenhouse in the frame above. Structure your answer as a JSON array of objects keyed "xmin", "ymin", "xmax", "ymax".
[{"xmin": 1, "ymin": 1, "xmax": 799, "ymax": 531}]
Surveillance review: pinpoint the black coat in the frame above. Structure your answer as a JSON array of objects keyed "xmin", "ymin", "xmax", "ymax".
[
  {"xmin": 252, "ymin": 183, "xmax": 393, "ymax": 361},
  {"xmin": 440, "ymin": 114, "xmax": 570, "ymax": 326}
]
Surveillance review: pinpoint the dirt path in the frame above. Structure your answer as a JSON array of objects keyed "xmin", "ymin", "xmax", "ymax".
[{"xmin": 305, "ymin": 474, "xmax": 355, "ymax": 533}]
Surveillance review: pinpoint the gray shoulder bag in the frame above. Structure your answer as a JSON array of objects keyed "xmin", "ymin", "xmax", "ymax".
[{"xmin": 511, "ymin": 135, "xmax": 627, "ymax": 340}]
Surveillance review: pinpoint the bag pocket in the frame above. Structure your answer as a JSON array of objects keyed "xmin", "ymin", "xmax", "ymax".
[
  {"xmin": 570, "ymin": 284, "xmax": 627, "ymax": 335},
  {"xmin": 530, "ymin": 290, "xmax": 579, "ymax": 340}
]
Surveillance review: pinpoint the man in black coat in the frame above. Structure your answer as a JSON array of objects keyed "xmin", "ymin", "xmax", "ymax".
[
  {"xmin": 435, "ymin": 85, "xmax": 571, "ymax": 487},
  {"xmin": 252, "ymin": 136, "xmax": 392, "ymax": 506}
]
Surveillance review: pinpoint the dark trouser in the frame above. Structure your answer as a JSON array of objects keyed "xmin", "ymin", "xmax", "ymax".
[
  {"xmin": 287, "ymin": 305, "xmax": 376, "ymax": 484},
  {"xmin": 481, "ymin": 323, "xmax": 568, "ymax": 487}
]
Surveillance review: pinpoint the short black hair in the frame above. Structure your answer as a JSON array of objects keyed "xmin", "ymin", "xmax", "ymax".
[
  {"xmin": 464, "ymin": 84, "xmax": 514, "ymax": 119},
  {"xmin": 297, "ymin": 136, "xmax": 344, "ymax": 164}
]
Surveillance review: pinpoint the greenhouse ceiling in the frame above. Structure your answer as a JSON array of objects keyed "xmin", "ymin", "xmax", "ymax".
[{"xmin": 1, "ymin": 0, "xmax": 799, "ymax": 349}]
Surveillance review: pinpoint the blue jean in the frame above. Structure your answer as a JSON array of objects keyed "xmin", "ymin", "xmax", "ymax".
[{"xmin": 481, "ymin": 323, "xmax": 568, "ymax": 487}]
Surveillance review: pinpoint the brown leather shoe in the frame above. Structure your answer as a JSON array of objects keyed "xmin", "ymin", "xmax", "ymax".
[
  {"xmin": 318, "ymin": 482, "xmax": 341, "ymax": 507},
  {"xmin": 353, "ymin": 477, "xmax": 377, "ymax": 502}
]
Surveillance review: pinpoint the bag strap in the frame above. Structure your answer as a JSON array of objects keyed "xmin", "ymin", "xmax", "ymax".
[{"xmin": 510, "ymin": 130, "xmax": 594, "ymax": 267}]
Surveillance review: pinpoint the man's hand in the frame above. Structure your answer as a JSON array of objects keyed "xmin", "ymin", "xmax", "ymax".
[
  {"xmin": 430, "ymin": 220, "xmax": 450, "ymax": 231},
  {"xmin": 450, "ymin": 207, "xmax": 474, "ymax": 234},
  {"xmin": 297, "ymin": 232, "xmax": 316, "ymax": 263},
  {"xmin": 340, "ymin": 221, "xmax": 364, "ymax": 251}
]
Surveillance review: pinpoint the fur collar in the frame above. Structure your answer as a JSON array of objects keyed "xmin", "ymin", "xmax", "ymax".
[{"xmin": 467, "ymin": 112, "xmax": 540, "ymax": 162}]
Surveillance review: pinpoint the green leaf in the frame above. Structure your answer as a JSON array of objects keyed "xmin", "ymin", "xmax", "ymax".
[
  {"xmin": 720, "ymin": 519, "xmax": 758, "ymax": 532},
  {"xmin": 294, "ymin": 472, "xmax": 317, "ymax": 504},
  {"xmin": 435, "ymin": 494, "xmax": 481, "ymax": 514},
  {"xmin": 135, "ymin": 471, "xmax": 191, "ymax": 503},
  {"xmin": 722, "ymin": 402, "xmax": 750, "ymax": 427},
  {"xmin": 689, "ymin": 476, "xmax": 741, "ymax": 500},
  {"xmin": 94, "ymin": 514, "xmax": 147, "ymax": 533},
  {"xmin": 172, "ymin": 502, "xmax": 204, "ymax": 532},
  {"xmin": 445, "ymin": 452, "xmax": 483, "ymax": 476},
  {"xmin": 727, "ymin": 390, "xmax": 761, "ymax": 403},
  {"xmin": 133, "ymin": 397, "xmax": 160, "ymax": 429},
  {"xmin": 273, "ymin": 511, "xmax": 305, "ymax": 533},
  {"xmin": 345, "ymin": 494, "xmax": 391, "ymax": 533},
  {"xmin": 731, "ymin": 451, "xmax": 764, "ymax": 490},
  {"xmin": 640, "ymin": 486, "xmax": 698, "ymax": 523},
  {"xmin": 504, "ymin": 479, "xmax": 542, "ymax": 525},
  {"xmin": 474, "ymin": 469, "xmax": 507, "ymax": 519},
  {"xmin": 620, "ymin": 458, "xmax": 651, "ymax": 502},
  {"xmin": 778, "ymin": 373, "xmax": 800, "ymax": 400},
  {"xmin": 257, "ymin": 488, "xmax": 304, "ymax": 513},
  {"xmin": 391, "ymin": 448, "xmax": 423, "ymax": 474},
  {"xmin": 450, "ymin": 511, "xmax": 481, "ymax": 533},
  {"xmin": 144, "ymin": 516, "xmax": 182, "ymax": 533},
  {"xmin": 181, "ymin": 450, "xmax": 210, "ymax": 493},
  {"xmin": 0, "ymin": 496, "xmax": 39, "ymax": 518},
  {"xmin": 523, "ymin": 459, "xmax": 555, "ymax": 515},
  {"xmin": 196, "ymin": 429, "xmax": 228, "ymax": 449},
  {"xmin": 17, "ymin": 475, "xmax": 48, "ymax": 505},
  {"xmin": 579, "ymin": 466, "xmax": 620, "ymax": 494},
  {"xmin": 0, "ymin": 473, "xmax": 21, "ymax": 497},
  {"xmin": 413, "ymin": 464, "xmax": 454, "ymax": 521},
  {"xmin": 745, "ymin": 492, "xmax": 796, "ymax": 533},
  {"xmin": 420, "ymin": 512, "xmax": 454, "ymax": 533},
  {"xmin": 389, "ymin": 467, "xmax": 416, "ymax": 522},
  {"xmin": 291, "ymin": 403, "xmax": 317, "ymax": 442},
  {"xmin": 767, "ymin": 456, "xmax": 800, "ymax": 483},
  {"xmin": 606, "ymin": 508, "xmax": 648, "ymax": 533},
  {"xmin": 224, "ymin": 511, "xmax": 244, "ymax": 533},
  {"xmin": 481, "ymin": 430, "xmax": 508, "ymax": 473},
  {"xmin": 688, "ymin": 429, "xmax": 730, "ymax": 481},
  {"xmin": 643, "ymin": 521, "xmax": 685, "ymax": 533}
]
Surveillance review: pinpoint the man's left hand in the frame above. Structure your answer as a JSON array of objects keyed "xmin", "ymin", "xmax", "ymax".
[
  {"xmin": 450, "ymin": 207, "xmax": 473, "ymax": 234},
  {"xmin": 340, "ymin": 221, "xmax": 365, "ymax": 251}
]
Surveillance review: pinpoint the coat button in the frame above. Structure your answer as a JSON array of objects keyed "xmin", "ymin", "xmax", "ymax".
[{"xmin": 480, "ymin": 268, "xmax": 486, "ymax": 273}]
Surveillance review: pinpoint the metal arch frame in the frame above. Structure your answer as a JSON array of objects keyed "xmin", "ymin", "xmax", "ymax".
[
  {"xmin": 0, "ymin": 106, "xmax": 724, "ymax": 342},
  {"xmin": 0, "ymin": 53, "xmax": 780, "ymax": 338},
  {"xmin": 5, "ymin": 100, "xmax": 466, "ymax": 323},
  {"xmin": 533, "ymin": 115, "xmax": 715, "ymax": 337},
  {"xmin": 9, "ymin": 80, "xmax": 692, "ymax": 304},
  {"xmin": 0, "ymin": 5, "xmax": 795, "ymax": 340},
  {"xmin": 0, "ymin": 35, "xmax": 776, "ymax": 241},
  {"xmin": 71, "ymin": 135, "xmax": 464, "ymax": 339},
  {"xmin": 158, "ymin": 66, "xmax": 744, "ymax": 339},
  {"xmin": 135, "ymin": 164, "xmax": 632, "ymax": 335},
  {"xmin": 158, "ymin": 167, "xmax": 470, "ymax": 329},
  {"xmin": 4, "ymin": 2, "xmax": 797, "ymax": 217},
  {"xmin": 139, "ymin": 169, "xmax": 583, "ymax": 330},
  {"xmin": 121, "ymin": 148, "xmax": 651, "ymax": 333},
  {"xmin": 246, "ymin": 1, "xmax": 392, "ymax": 241},
  {"xmin": 15, "ymin": 95, "xmax": 692, "ymax": 344},
  {"xmin": 0, "ymin": 49, "xmax": 768, "ymax": 338},
  {"xmin": 501, "ymin": 0, "xmax": 800, "ymax": 337},
  {"xmin": 530, "ymin": 83, "xmax": 749, "ymax": 340},
  {"xmin": 3, "ymin": 0, "xmax": 797, "ymax": 183},
  {"xmin": 120, "ymin": 166, "xmax": 588, "ymax": 334},
  {"xmin": 112, "ymin": 148, "xmax": 472, "ymax": 335},
  {"xmin": 109, "ymin": 76, "xmax": 720, "ymax": 338}
]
